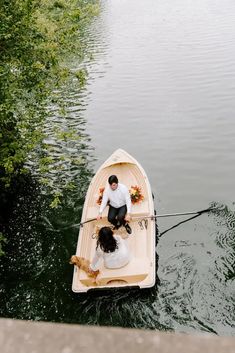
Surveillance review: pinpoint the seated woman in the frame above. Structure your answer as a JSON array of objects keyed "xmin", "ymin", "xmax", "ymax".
[{"xmin": 89, "ymin": 226, "xmax": 130, "ymax": 273}]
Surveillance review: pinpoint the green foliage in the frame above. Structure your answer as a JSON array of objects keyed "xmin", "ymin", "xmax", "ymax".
[
  {"xmin": 55, "ymin": 129, "xmax": 81, "ymax": 141},
  {"xmin": 49, "ymin": 191, "xmax": 62, "ymax": 208},
  {"xmin": 0, "ymin": 232, "xmax": 7, "ymax": 257},
  {"xmin": 75, "ymin": 68, "xmax": 88, "ymax": 87},
  {"xmin": 0, "ymin": 0, "xmax": 99, "ymax": 192}
]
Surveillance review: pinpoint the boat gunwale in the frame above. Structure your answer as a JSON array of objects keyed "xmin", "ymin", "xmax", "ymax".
[{"xmin": 72, "ymin": 149, "xmax": 156, "ymax": 293}]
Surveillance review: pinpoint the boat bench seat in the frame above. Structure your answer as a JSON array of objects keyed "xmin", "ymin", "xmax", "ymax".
[
  {"xmin": 79, "ymin": 257, "xmax": 149, "ymax": 287},
  {"xmin": 86, "ymin": 200, "xmax": 150, "ymax": 221},
  {"xmin": 131, "ymin": 200, "xmax": 149, "ymax": 216}
]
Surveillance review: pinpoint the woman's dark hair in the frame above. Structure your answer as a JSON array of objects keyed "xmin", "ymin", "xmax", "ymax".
[
  {"xmin": 108, "ymin": 175, "xmax": 118, "ymax": 185},
  {"xmin": 97, "ymin": 227, "xmax": 118, "ymax": 253}
]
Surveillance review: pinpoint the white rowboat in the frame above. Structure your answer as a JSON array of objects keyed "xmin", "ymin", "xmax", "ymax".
[{"xmin": 71, "ymin": 149, "xmax": 156, "ymax": 292}]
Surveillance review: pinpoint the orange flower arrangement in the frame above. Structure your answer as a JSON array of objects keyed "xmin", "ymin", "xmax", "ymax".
[
  {"xmin": 129, "ymin": 185, "xmax": 144, "ymax": 204},
  {"xmin": 96, "ymin": 185, "xmax": 144, "ymax": 205},
  {"xmin": 96, "ymin": 187, "xmax": 105, "ymax": 205}
]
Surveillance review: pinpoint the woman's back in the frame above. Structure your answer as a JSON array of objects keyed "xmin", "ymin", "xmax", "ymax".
[
  {"xmin": 90, "ymin": 233, "xmax": 131, "ymax": 271},
  {"xmin": 99, "ymin": 235, "xmax": 130, "ymax": 269}
]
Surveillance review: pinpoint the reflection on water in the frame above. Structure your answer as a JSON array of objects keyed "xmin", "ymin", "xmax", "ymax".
[
  {"xmin": 157, "ymin": 203, "xmax": 235, "ymax": 334},
  {"xmin": 1, "ymin": 187, "xmax": 234, "ymax": 333},
  {"xmin": 1, "ymin": 0, "xmax": 235, "ymax": 336}
]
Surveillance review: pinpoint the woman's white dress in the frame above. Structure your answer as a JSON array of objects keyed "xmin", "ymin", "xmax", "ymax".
[{"xmin": 90, "ymin": 235, "xmax": 130, "ymax": 271}]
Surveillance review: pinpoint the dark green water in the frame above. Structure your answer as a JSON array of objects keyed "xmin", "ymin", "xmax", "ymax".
[{"xmin": 1, "ymin": 0, "xmax": 235, "ymax": 335}]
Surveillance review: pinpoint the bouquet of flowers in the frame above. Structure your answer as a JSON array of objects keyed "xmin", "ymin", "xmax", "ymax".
[
  {"xmin": 96, "ymin": 187, "xmax": 105, "ymax": 205},
  {"xmin": 129, "ymin": 185, "xmax": 144, "ymax": 204}
]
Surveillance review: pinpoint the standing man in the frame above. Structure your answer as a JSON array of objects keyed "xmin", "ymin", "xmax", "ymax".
[{"xmin": 97, "ymin": 175, "xmax": 132, "ymax": 234}]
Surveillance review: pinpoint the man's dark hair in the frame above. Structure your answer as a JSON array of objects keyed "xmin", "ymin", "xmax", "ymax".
[{"xmin": 108, "ymin": 175, "xmax": 118, "ymax": 185}]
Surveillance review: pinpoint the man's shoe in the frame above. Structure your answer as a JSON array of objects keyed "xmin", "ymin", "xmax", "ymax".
[{"xmin": 125, "ymin": 223, "xmax": 132, "ymax": 234}]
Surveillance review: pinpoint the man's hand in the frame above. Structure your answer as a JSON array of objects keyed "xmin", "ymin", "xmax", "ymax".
[
  {"xmin": 125, "ymin": 214, "xmax": 131, "ymax": 222},
  {"xmin": 97, "ymin": 213, "xmax": 102, "ymax": 220}
]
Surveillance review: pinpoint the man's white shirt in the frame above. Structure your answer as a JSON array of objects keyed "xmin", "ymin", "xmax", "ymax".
[{"xmin": 99, "ymin": 183, "xmax": 131, "ymax": 214}]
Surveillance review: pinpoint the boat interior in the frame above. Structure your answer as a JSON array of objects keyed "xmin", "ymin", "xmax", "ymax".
[{"xmin": 72, "ymin": 161, "xmax": 156, "ymax": 291}]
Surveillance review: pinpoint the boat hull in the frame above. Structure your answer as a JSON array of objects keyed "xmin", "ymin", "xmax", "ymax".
[{"xmin": 72, "ymin": 149, "xmax": 156, "ymax": 293}]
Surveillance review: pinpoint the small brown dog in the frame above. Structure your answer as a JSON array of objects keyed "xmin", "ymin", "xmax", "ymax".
[{"xmin": 69, "ymin": 255, "xmax": 99, "ymax": 280}]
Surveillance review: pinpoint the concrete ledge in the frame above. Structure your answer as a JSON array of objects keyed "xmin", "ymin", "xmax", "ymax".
[{"xmin": 0, "ymin": 318, "xmax": 235, "ymax": 353}]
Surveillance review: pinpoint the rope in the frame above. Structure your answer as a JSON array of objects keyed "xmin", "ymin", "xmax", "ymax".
[{"xmin": 159, "ymin": 213, "xmax": 202, "ymax": 238}]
